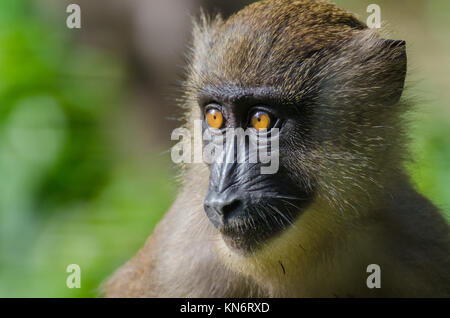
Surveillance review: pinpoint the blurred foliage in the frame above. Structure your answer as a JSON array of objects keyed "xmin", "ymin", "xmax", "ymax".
[
  {"xmin": 0, "ymin": 0, "xmax": 448, "ymax": 297},
  {"xmin": 408, "ymin": 112, "xmax": 450, "ymax": 217},
  {"xmin": 0, "ymin": 0, "xmax": 176, "ymax": 297}
]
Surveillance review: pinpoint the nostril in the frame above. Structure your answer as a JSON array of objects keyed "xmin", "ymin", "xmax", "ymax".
[
  {"xmin": 204, "ymin": 192, "xmax": 246, "ymax": 224},
  {"xmin": 221, "ymin": 199, "xmax": 243, "ymax": 218}
]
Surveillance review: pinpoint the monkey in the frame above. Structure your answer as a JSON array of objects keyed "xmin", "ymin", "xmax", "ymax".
[{"xmin": 103, "ymin": 0, "xmax": 450, "ymax": 297}]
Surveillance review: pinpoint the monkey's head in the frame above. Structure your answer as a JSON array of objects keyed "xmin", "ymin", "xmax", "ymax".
[{"xmin": 183, "ymin": 0, "xmax": 407, "ymax": 255}]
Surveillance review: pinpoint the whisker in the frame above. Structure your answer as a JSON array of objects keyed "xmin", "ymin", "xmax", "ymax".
[{"xmin": 267, "ymin": 203, "xmax": 295, "ymax": 228}]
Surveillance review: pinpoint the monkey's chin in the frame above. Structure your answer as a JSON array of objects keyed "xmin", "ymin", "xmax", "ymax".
[{"xmin": 220, "ymin": 232, "xmax": 259, "ymax": 256}]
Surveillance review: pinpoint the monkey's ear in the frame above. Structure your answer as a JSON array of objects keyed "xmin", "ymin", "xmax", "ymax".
[
  {"xmin": 326, "ymin": 33, "xmax": 407, "ymax": 107},
  {"xmin": 379, "ymin": 39, "xmax": 407, "ymax": 104},
  {"xmin": 361, "ymin": 36, "xmax": 407, "ymax": 105}
]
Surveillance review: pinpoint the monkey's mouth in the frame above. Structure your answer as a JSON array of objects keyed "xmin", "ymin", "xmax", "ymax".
[{"xmin": 207, "ymin": 197, "xmax": 311, "ymax": 254}]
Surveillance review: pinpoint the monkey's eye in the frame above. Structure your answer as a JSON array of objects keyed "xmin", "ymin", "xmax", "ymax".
[
  {"xmin": 206, "ymin": 108, "xmax": 224, "ymax": 129},
  {"xmin": 251, "ymin": 111, "xmax": 271, "ymax": 131}
]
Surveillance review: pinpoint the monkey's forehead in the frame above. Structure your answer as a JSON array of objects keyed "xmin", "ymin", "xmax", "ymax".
[
  {"xmin": 223, "ymin": 0, "xmax": 366, "ymax": 48},
  {"xmin": 189, "ymin": 0, "xmax": 366, "ymax": 88}
]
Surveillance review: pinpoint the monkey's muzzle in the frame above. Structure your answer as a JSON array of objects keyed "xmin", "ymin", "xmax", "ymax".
[{"xmin": 203, "ymin": 162, "xmax": 310, "ymax": 253}]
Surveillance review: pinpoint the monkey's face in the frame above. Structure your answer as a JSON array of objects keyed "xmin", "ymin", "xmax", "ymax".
[
  {"xmin": 188, "ymin": 0, "xmax": 407, "ymax": 255},
  {"xmin": 200, "ymin": 85, "xmax": 316, "ymax": 254}
]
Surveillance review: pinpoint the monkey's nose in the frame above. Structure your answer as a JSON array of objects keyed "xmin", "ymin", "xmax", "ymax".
[{"xmin": 204, "ymin": 192, "xmax": 245, "ymax": 229}]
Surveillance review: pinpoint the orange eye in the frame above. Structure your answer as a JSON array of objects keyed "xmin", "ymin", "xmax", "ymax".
[
  {"xmin": 251, "ymin": 111, "xmax": 271, "ymax": 131},
  {"xmin": 206, "ymin": 108, "xmax": 224, "ymax": 129}
]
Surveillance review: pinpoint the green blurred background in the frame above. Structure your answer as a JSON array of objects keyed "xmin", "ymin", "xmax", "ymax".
[{"xmin": 0, "ymin": 0, "xmax": 448, "ymax": 297}]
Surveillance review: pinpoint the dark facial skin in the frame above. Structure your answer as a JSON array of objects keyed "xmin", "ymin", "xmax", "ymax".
[{"xmin": 200, "ymin": 84, "xmax": 315, "ymax": 254}]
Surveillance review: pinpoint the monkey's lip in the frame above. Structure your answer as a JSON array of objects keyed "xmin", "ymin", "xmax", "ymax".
[{"xmin": 217, "ymin": 211, "xmax": 283, "ymax": 254}]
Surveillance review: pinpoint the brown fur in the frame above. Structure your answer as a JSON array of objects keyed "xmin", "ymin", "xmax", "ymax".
[{"xmin": 103, "ymin": 0, "xmax": 450, "ymax": 297}]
